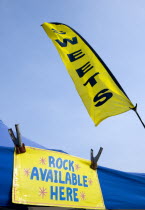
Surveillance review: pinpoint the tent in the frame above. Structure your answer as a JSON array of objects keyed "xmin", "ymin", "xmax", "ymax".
[{"xmin": 0, "ymin": 120, "xmax": 145, "ymax": 209}]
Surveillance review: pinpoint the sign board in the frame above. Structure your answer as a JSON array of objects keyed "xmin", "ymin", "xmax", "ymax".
[{"xmin": 12, "ymin": 146, "xmax": 105, "ymax": 209}]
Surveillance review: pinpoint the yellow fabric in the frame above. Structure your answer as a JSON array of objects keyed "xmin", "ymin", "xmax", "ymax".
[
  {"xmin": 12, "ymin": 146, "xmax": 105, "ymax": 209},
  {"xmin": 42, "ymin": 22, "xmax": 134, "ymax": 125}
]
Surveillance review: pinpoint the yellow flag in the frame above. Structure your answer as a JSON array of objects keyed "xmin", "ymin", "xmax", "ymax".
[
  {"xmin": 12, "ymin": 146, "xmax": 105, "ymax": 209},
  {"xmin": 42, "ymin": 22, "xmax": 134, "ymax": 125}
]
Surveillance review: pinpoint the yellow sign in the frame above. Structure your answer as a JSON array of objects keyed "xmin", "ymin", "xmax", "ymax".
[
  {"xmin": 42, "ymin": 22, "xmax": 134, "ymax": 126},
  {"xmin": 12, "ymin": 146, "xmax": 105, "ymax": 209}
]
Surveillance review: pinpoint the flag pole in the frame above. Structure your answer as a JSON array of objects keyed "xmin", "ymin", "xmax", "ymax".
[{"xmin": 131, "ymin": 104, "xmax": 145, "ymax": 128}]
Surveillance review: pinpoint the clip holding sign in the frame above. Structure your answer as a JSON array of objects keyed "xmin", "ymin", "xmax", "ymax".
[
  {"xmin": 8, "ymin": 124, "xmax": 26, "ymax": 154},
  {"xmin": 90, "ymin": 147, "xmax": 103, "ymax": 170}
]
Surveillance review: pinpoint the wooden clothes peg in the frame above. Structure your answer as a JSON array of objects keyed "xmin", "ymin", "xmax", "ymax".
[
  {"xmin": 90, "ymin": 147, "xmax": 103, "ymax": 170},
  {"xmin": 8, "ymin": 124, "xmax": 26, "ymax": 154}
]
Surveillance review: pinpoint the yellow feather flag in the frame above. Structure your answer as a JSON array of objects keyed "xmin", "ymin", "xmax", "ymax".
[{"xmin": 42, "ymin": 22, "xmax": 134, "ymax": 126}]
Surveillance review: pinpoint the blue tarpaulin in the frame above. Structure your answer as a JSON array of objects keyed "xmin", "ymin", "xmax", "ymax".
[{"xmin": 0, "ymin": 120, "xmax": 145, "ymax": 209}]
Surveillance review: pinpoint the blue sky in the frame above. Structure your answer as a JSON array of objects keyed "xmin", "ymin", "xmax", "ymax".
[{"xmin": 0, "ymin": 0, "xmax": 145, "ymax": 172}]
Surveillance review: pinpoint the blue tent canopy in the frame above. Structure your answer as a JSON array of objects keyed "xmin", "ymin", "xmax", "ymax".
[{"xmin": 0, "ymin": 120, "xmax": 145, "ymax": 209}]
